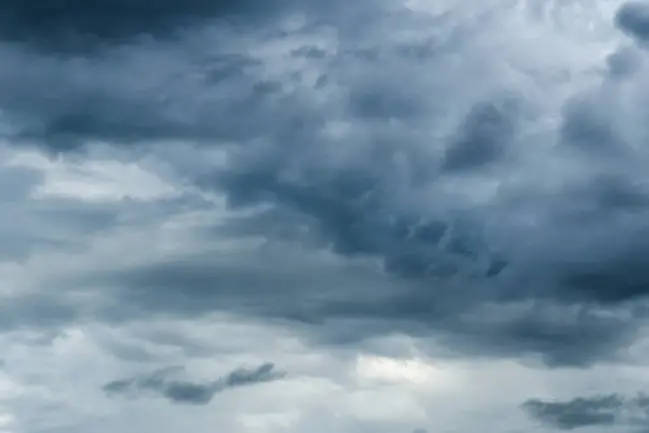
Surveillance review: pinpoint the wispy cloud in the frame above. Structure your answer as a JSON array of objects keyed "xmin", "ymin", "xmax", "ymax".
[{"xmin": 103, "ymin": 362, "xmax": 285, "ymax": 405}]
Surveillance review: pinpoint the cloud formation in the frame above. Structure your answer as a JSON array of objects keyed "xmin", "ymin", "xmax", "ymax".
[
  {"xmin": 522, "ymin": 393, "xmax": 649, "ymax": 430},
  {"xmin": 0, "ymin": 0, "xmax": 351, "ymax": 52},
  {"xmin": 103, "ymin": 362, "xmax": 285, "ymax": 405},
  {"xmin": 522, "ymin": 394, "xmax": 625, "ymax": 430},
  {"xmin": 616, "ymin": 2, "xmax": 649, "ymax": 42},
  {"xmin": 1, "ymin": 0, "xmax": 649, "ymax": 369},
  {"xmin": 3, "ymin": 1, "xmax": 649, "ymax": 431}
]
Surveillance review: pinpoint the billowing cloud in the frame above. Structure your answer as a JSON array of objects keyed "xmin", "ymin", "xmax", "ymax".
[
  {"xmin": 0, "ymin": 0, "xmax": 648, "ymax": 368},
  {"xmin": 2, "ymin": 0, "xmax": 649, "ymax": 432}
]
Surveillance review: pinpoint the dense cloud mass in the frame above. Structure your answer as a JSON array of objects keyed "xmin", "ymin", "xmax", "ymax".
[
  {"xmin": 2, "ymin": 0, "xmax": 649, "ymax": 432},
  {"xmin": 0, "ymin": 0, "xmax": 339, "ymax": 51}
]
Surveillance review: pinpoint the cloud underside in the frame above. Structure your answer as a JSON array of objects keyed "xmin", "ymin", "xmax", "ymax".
[
  {"xmin": 0, "ymin": 0, "xmax": 340, "ymax": 52},
  {"xmin": 2, "ymin": 0, "xmax": 649, "ymax": 370}
]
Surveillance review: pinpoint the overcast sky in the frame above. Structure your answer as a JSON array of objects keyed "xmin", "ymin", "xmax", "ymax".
[{"xmin": 2, "ymin": 1, "xmax": 649, "ymax": 432}]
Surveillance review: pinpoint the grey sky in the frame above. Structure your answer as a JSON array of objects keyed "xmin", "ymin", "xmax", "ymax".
[{"xmin": 0, "ymin": 1, "xmax": 648, "ymax": 432}]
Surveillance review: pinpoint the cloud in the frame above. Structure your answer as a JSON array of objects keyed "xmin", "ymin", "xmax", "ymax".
[
  {"xmin": 0, "ymin": 0, "xmax": 337, "ymax": 53},
  {"xmin": 441, "ymin": 97, "xmax": 519, "ymax": 172},
  {"xmin": 522, "ymin": 392, "xmax": 649, "ymax": 430},
  {"xmin": 103, "ymin": 362, "xmax": 285, "ymax": 405},
  {"xmin": 522, "ymin": 394, "xmax": 624, "ymax": 430},
  {"xmin": 9, "ymin": 0, "xmax": 649, "ymax": 431},
  {"xmin": 0, "ymin": 0, "xmax": 647, "ymax": 370},
  {"xmin": 616, "ymin": 2, "xmax": 649, "ymax": 43}
]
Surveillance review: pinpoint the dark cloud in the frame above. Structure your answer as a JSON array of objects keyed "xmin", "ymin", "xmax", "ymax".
[
  {"xmin": 0, "ymin": 1, "xmax": 417, "ymax": 149},
  {"xmin": 606, "ymin": 46, "xmax": 643, "ymax": 78},
  {"xmin": 559, "ymin": 93, "xmax": 623, "ymax": 154},
  {"xmin": 0, "ymin": 1, "xmax": 386, "ymax": 147},
  {"xmin": 103, "ymin": 362, "xmax": 284, "ymax": 405},
  {"xmin": 4, "ymin": 0, "xmax": 649, "ymax": 372},
  {"xmin": 46, "ymin": 3, "xmax": 649, "ymax": 366},
  {"xmin": 82, "ymin": 248, "xmax": 637, "ymax": 367},
  {"xmin": 10, "ymin": 2, "xmax": 649, "ymax": 432},
  {"xmin": 0, "ymin": 0, "xmax": 316, "ymax": 53},
  {"xmin": 442, "ymin": 97, "xmax": 518, "ymax": 172},
  {"xmin": 616, "ymin": 2, "xmax": 649, "ymax": 43},
  {"xmin": 522, "ymin": 393, "xmax": 649, "ymax": 430},
  {"xmin": 441, "ymin": 303, "xmax": 636, "ymax": 367},
  {"xmin": 0, "ymin": 0, "xmax": 393, "ymax": 53},
  {"xmin": 0, "ymin": 45, "xmax": 274, "ymax": 149},
  {"xmin": 0, "ymin": 0, "xmax": 219, "ymax": 49},
  {"xmin": 522, "ymin": 394, "xmax": 624, "ymax": 430}
]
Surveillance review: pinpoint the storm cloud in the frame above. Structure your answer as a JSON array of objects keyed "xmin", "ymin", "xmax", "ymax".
[
  {"xmin": 2, "ymin": 0, "xmax": 649, "ymax": 367},
  {"xmin": 2, "ymin": 1, "xmax": 649, "ymax": 432},
  {"xmin": 0, "ymin": 0, "xmax": 364, "ymax": 52}
]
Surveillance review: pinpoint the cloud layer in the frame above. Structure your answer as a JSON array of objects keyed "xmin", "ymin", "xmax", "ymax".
[{"xmin": 1, "ymin": 0, "xmax": 649, "ymax": 432}]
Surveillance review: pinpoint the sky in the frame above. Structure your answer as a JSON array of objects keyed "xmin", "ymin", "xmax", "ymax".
[{"xmin": 2, "ymin": 0, "xmax": 649, "ymax": 432}]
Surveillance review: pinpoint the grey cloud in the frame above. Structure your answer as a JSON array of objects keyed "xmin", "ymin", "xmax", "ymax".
[
  {"xmin": 0, "ymin": 0, "xmax": 227, "ymax": 50},
  {"xmin": 606, "ymin": 46, "xmax": 643, "ymax": 78},
  {"xmin": 522, "ymin": 393, "xmax": 649, "ymax": 430},
  {"xmin": 5, "ymin": 0, "xmax": 649, "ymax": 371},
  {"xmin": 0, "ymin": 0, "xmax": 327, "ymax": 53},
  {"xmin": 522, "ymin": 394, "xmax": 624, "ymax": 430},
  {"xmin": 0, "ymin": 163, "xmax": 123, "ymax": 263},
  {"xmin": 442, "ymin": 97, "xmax": 519, "ymax": 172},
  {"xmin": 442, "ymin": 303, "xmax": 636, "ymax": 367},
  {"xmin": 616, "ymin": 2, "xmax": 649, "ymax": 43},
  {"xmin": 0, "ymin": 0, "xmax": 396, "ymax": 54},
  {"xmin": 0, "ymin": 185, "xmax": 197, "ymax": 265},
  {"xmin": 0, "ymin": 2, "xmax": 432, "ymax": 149},
  {"xmin": 85, "ymin": 247, "xmax": 637, "ymax": 367},
  {"xmin": 0, "ymin": 45, "xmax": 274, "ymax": 149},
  {"xmin": 103, "ymin": 362, "xmax": 284, "ymax": 405},
  {"xmin": 559, "ymin": 91, "xmax": 627, "ymax": 156},
  {"xmin": 10, "ymin": 2, "xmax": 649, "ymax": 432},
  {"xmin": 36, "ymin": 2, "xmax": 646, "ymax": 367}
]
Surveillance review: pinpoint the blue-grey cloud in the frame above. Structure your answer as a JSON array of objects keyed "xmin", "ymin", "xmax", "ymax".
[
  {"xmin": 522, "ymin": 393, "xmax": 649, "ymax": 430},
  {"xmin": 2, "ymin": 0, "xmax": 649, "ymax": 371},
  {"xmin": 0, "ymin": 0, "xmax": 353, "ymax": 53},
  {"xmin": 522, "ymin": 394, "xmax": 624, "ymax": 430},
  {"xmin": 616, "ymin": 2, "xmax": 649, "ymax": 43},
  {"xmin": 103, "ymin": 362, "xmax": 284, "ymax": 405}
]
